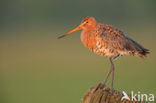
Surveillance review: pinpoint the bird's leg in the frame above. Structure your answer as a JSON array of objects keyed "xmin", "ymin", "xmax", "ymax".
[
  {"xmin": 110, "ymin": 58, "xmax": 115, "ymax": 91},
  {"xmin": 103, "ymin": 58, "xmax": 113, "ymax": 86},
  {"xmin": 103, "ymin": 67, "xmax": 112, "ymax": 85},
  {"xmin": 103, "ymin": 58, "xmax": 115, "ymax": 93}
]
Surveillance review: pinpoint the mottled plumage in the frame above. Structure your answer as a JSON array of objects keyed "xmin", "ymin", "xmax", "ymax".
[
  {"xmin": 58, "ymin": 17, "xmax": 149, "ymax": 90},
  {"xmin": 80, "ymin": 18, "xmax": 149, "ymax": 59}
]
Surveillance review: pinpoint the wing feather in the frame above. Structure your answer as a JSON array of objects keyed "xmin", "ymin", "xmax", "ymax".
[{"xmin": 97, "ymin": 24, "xmax": 149, "ymax": 57}]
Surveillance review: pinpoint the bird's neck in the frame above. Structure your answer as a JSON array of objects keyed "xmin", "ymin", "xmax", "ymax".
[
  {"xmin": 81, "ymin": 26, "xmax": 97, "ymax": 50},
  {"xmin": 84, "ymin": 23, "xmax": 97, "ymax": 31},
  {"xmin": 81, "ymin": 23, "xmax": 97, "ymax": 39}
]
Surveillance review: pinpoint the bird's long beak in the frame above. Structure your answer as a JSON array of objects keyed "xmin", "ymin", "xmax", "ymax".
[{"xmin": 58, "ymin": 26, "xmax": 82, "ymax": 39}]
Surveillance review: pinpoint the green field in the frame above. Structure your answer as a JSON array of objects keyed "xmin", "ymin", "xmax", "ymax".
[
  {"xmin": 1, "ymin": 25, "xmax": 156, "ymax": 103},
  {"xmin": 1, "ymin": 0, "xmax": 156, "ymax": 103}
]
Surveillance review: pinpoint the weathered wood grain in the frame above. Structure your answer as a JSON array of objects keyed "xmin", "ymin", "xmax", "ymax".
[{"xmin": 81, "ymin": 83, "xmax": 146, "ymax": 103}]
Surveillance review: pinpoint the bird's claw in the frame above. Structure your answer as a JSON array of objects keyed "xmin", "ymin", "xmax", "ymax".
[
  {"xmin": 102, "ymin": 82, "xmax": 106, "ymax": 89},
  {"xmin": 110, "ymin": 88, "xmax": 115, "ymax": 94}
]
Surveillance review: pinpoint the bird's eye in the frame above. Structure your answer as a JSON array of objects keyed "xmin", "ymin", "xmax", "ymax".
[{"xmin": 86, "ymin": 21, "xmax": 88, "ymax": 23}]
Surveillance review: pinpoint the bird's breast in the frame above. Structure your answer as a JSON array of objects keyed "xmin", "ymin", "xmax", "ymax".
[
  {"xmin": 81, "ymin": 30, "xmax": 97, "ymax": 50},
  {"xmin": 81, "ymin": 30, "xmax": 120, "ymax": 58}
]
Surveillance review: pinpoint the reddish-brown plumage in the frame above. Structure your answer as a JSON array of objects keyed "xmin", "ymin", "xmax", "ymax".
[
  {"xmin": 58, "ymin": 17, "xmax": 150, "ymax": 89},
  {"xmin": 58, "ymin": 17, "xmax": 149, "ymax": 59}
]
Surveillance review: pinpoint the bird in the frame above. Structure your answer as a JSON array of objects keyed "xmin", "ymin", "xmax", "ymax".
[{"xmin": 58, "ymin": 17, "xmax": 149, "ymax": 90}]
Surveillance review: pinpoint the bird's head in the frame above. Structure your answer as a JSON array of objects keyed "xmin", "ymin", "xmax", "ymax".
[
  {"xmin": 58, "ymin": 17, "xmax": 96, "ymax": 39},
  {"xmin": 80, "ymin": 17, "xmax": 97, "ymax": 29}
]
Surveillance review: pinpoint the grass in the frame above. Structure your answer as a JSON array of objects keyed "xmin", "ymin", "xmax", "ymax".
[{"xmin": 0, "ymin": 27, "xmax": 156, "ymax": 103}]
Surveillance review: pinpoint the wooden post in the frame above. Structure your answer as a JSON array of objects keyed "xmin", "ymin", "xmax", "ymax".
[{"xmin": 81, "ymin": 83, "xmax": 146, "ymax": 103}]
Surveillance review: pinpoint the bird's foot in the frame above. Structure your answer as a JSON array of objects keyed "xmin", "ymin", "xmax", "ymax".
[
  {"xmin": 102, "ymin": 83, "xmax": 115, "ymax": 95},
  {"xmin": 110, "ymin": 88, "xmax": 115, "ymax": 94},
  {"xmin": 102, "ymin": 82, "xmax": 106, "ymax": 89}
]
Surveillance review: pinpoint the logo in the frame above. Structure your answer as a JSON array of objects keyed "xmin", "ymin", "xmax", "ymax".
[
  {"xmin": 121, "ymin": 91, "xmax": 154, "ymax": 102},
  {"xmin": 121, "ymin": 91, "xmax": 130, "ymax": 101}
]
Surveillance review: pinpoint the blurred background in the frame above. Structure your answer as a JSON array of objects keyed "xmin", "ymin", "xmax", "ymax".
[{"xmin": 1, "ymin": 0, "xmax": 156, "ymax": 103}]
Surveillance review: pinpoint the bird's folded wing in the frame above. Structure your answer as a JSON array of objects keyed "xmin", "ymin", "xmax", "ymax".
[{"xmin": 98, "ymin": 25, "xmax": 149, "ymax": 57}]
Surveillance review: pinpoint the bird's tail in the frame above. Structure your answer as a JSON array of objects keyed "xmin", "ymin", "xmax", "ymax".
[
  {"xmin": 137, "ymin": 48, "xmax": 150, "ymax": 58},
  {"xmin": 127, "ymin": 38, "xmax": 150, "ymax": 58},
  {"xmin": 133, "ymin": 41, "xmax": 149, "ymax": 58}
]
